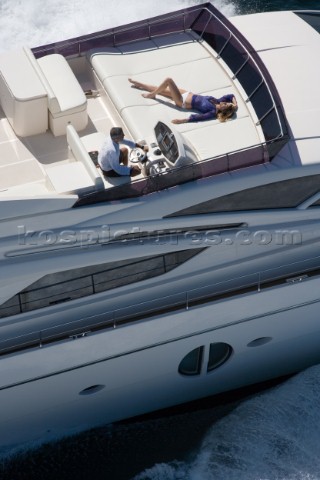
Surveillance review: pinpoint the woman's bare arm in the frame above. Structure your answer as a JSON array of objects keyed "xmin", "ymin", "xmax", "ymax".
[{"xmin": 172, "ymin": 118, "xmax": 189, "ymax": 124}]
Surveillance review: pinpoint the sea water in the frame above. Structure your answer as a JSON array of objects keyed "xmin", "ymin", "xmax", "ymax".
[
  {"xmin": 0, "ymin": 0, "xmax": 237, "ymax": 54},
  {"xmin": 0, "ymin": 0, "xmax": 320, "ymax": 479},
  {"xmin": 133, "ymin": 366, "xmax": 320, "ymax": 480}
]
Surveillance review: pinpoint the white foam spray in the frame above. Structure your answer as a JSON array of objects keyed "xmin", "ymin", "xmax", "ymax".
[
  {"xmin": 134, "ymin": 365, "xmax": 320, "ymax": 480},
  {"xmin": 0, "ymin": 0, "xmax": 237, "ymax": 53},
  {"xmin": 0, "ymin": 2, "xmax": 319, "ymax": 479}
]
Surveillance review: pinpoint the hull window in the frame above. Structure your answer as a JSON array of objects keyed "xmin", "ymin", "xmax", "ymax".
[
  {"xmin": 247, "ymin": 337, "xmax": 272, "ymax": 347},
  {"xmin": 207, "ymin": 342, "xmax": 233, "ymax": 372},
  {"xmin": 178, "ymin": 346, "xmax": 204, "ymax": 376},
  {"xmin": 179, "ymin": 342, "xmax": 232, "ymax": 376},
  {"xmin": 167, "ymin": 175, "xmax": 320, "ymax": 216},
  {"xmin": 295, "ymin": 12, "xmax": 320, "ymax": 34},
  {"xmin": 0, "ymin": 248, "xmax": 205, "ymax": 319},
  {"xmin": 79, "ymin": 384, "xmax": 105, "ymax": 395}
]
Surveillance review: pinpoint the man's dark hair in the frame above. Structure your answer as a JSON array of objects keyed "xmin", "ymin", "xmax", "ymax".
[{"xmin": 110, "ymin": 127, "xmax": 124, "ymax": 138}]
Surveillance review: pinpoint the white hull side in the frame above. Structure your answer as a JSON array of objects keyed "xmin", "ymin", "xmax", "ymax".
[{"xmin": 1, "ymin": 277, "xmax": 320, "ymax": 454}]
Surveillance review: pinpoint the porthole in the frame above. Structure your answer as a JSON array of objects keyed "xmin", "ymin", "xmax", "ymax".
[
  {"xmin": 247, "ymin": 337, "xmax": 272, "ymax": 347},
  {"xmin": 207, "ymin": 342, "xmax": 232, "ymax": 372},
  {"xmin": 79, "ymin": 384, "xmax": 105, "ymax": 396},
  {"xmin": 178, "ymin": 346, "xmax": 204, "ymax": 376}
]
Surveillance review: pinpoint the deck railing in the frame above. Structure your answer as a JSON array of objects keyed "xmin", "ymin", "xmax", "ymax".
[
  {"xmin": 32, "ymin": 3, "xmax": 289, "ymax": 206},
  {"xmin": 32, "ymin": 3, "xmax": 288, "ymax": 146},
  {"xmin": 75, "ymin": 141, "xmax": 269, "ymax": 206},
  {"xmin": 0, "ymin": 252, "xmax": 318, "ymax": 357}
]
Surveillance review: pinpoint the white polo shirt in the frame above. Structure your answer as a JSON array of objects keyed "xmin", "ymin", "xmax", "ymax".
[{"xmin": 98, "ymin": 136, "xmax": 135, "ymax": 175}]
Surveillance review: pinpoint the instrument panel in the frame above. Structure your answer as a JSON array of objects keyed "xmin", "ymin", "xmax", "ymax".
[{"xmin": 154, "ymin": 121, "xmax": 180, "ymax": 165}]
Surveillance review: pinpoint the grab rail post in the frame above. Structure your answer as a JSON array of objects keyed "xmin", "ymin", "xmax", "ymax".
[{"xmin": 258, "ymin": 272, "xmax": 261, "ymax": 292}]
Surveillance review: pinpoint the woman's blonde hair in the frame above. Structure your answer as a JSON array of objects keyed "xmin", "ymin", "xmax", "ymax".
[{"xmin": 217, "ymin": 104, "xmax": 237, "ymax": 123}]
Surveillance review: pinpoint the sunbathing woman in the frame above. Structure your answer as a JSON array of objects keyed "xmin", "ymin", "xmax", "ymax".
[{"xmin": 128, "ymin": 77, "xmax": 237, "ymax": 124}]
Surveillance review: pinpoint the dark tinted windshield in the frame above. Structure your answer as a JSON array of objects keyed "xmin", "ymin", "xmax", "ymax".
[{"xmin": 295, "ymin": 12, "xmax": 320, "ymax": 34}]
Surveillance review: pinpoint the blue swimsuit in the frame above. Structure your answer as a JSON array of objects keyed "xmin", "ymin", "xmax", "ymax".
[{"xmin": 189, "ymin": 94, "xmax": 235, "ymax": 122}]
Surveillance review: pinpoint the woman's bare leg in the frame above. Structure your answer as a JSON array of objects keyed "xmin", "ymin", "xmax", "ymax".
[
  {"xmin": 129, "ymin": 78, "xmax": 157, "ymax": 92},
  {"xmin": 129, "ymin": 77, "xmax": 186, "ymax": 106},
  {"xmin": 142, "ymin": 77, "xmax": 185, "ymax": 106}
]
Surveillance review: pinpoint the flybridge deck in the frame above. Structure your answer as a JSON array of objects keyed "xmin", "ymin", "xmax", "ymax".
[{"xmin": 0, "ymin": 2, "xmax": 287, "ymax": 205}]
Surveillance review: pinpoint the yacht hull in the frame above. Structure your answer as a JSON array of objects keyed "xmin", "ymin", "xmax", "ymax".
[
  {"xmin": 1, "ymin": 276, "xmax": 320, "ymax": 453},
  {"xmin": 0, "ymin": 1, "xmax": 320, "ymax": 456}
]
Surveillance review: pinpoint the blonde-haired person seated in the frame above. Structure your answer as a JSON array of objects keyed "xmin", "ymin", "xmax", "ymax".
[{"xmin": 129, "ymin": 77, "xmax": 237, "ymax": 124}]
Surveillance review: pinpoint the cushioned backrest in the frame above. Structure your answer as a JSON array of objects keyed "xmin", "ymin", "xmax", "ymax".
[
  {"xmin": 37, "ymin": 54, "xmax": 86, "ymax": 114},
  {"xmin": 24, "ymin": 48, "xmax": 87, "ymax": 115},
  {"xmin": 66, "ymin": 124, "xmax": 104, "ymax": 190},
  {"xmin": 23, "ymin": 46, "xmax": 60, "ymax": 112}
]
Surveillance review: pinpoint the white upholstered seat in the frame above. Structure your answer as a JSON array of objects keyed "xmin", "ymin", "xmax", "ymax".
[{"xmin": 88, "ymin": 32, "xmax": 264, "ymax": 162}]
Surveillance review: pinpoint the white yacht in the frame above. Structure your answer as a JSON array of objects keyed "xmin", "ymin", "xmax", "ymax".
[{"xmin": 0, "ymin": 2, "xmax": 320, "ymax": 454}]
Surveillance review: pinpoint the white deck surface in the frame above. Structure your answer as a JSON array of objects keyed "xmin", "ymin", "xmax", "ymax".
[
  {"xmin": 230, "ymin": 11, "xmax": 320, "ymax": 166},
  {"xmin": 0, "ymin": 91, "xmax": 114, "ymax": 197},
  {"xmin": 89, "ymin": 31, "xmax": 263, "ymax": 154},
  {"xmin": 0, "ymin": 31, "xmax": 264, "ymax": 198}
]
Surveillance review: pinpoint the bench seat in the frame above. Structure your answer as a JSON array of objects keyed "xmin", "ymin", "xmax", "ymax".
[
  {"xmin": 0, "ymin": 47, "xmax": 88, "ymax": 137},
  {"xmin": 36, "ymin": 54, "xmax": 88, "ymax": 136},
  {"xmin": 103, "ymin": 58, "xmax": 232, "ymax": 114},
  {"xmin": 120, "ymin": 85, "xmax": 249, "ymax": 141},
  {"xmin": 43, "ymin": 125, "xmax": 104, "ymax": 195},
  {"xmin": 88, "ymin": 32, "xmax": 264, "ymax": 162},
  {"xmin": 46, "ymin": 162, "xmax": 99, "ymax": 195},
  {"xmin": 88, "ymin": 32, "xmax": 209, "ymax": 81},
  {"xmin": 21, "ymin": 47, "xmax": 88, "ymax": 136},
  {"xmin": 0, "ymin": 49, "xmax": 48, "ymax": 136}
]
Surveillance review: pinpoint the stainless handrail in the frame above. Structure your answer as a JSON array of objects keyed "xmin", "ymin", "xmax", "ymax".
[
  {"xmin": 0, "ymin": 253, "xmax": 318, "ymax": 355},
  {"xmin": 33, "ymin": 6, "xmax": 283, "ymax": 138},
  {"xmin": 75, "ymin": 140, "xmax": 272, "ymax": 204}
]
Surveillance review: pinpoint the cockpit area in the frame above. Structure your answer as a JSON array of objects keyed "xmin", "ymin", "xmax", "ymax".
[{"xmin": 0, "ymin": 3, "xmax": 288, "ymax": 207}]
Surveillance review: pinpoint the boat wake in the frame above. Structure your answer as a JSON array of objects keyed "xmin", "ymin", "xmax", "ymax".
[
  {"xmin": 1, "ymin": 0, "xmax": 319, "ymax": 478},
  {"xmin": 0, "ymin": 0, "xmax": 237, "ymax": 53},
  {"xmin": 133, "ymin": 365, "xmax": 320, "ymax": 480}
]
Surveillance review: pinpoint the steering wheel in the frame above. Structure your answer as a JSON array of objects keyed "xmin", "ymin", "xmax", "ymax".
[{"xmin": 129, "ymin": 147, "xmax": 146, "ymax": 163}]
